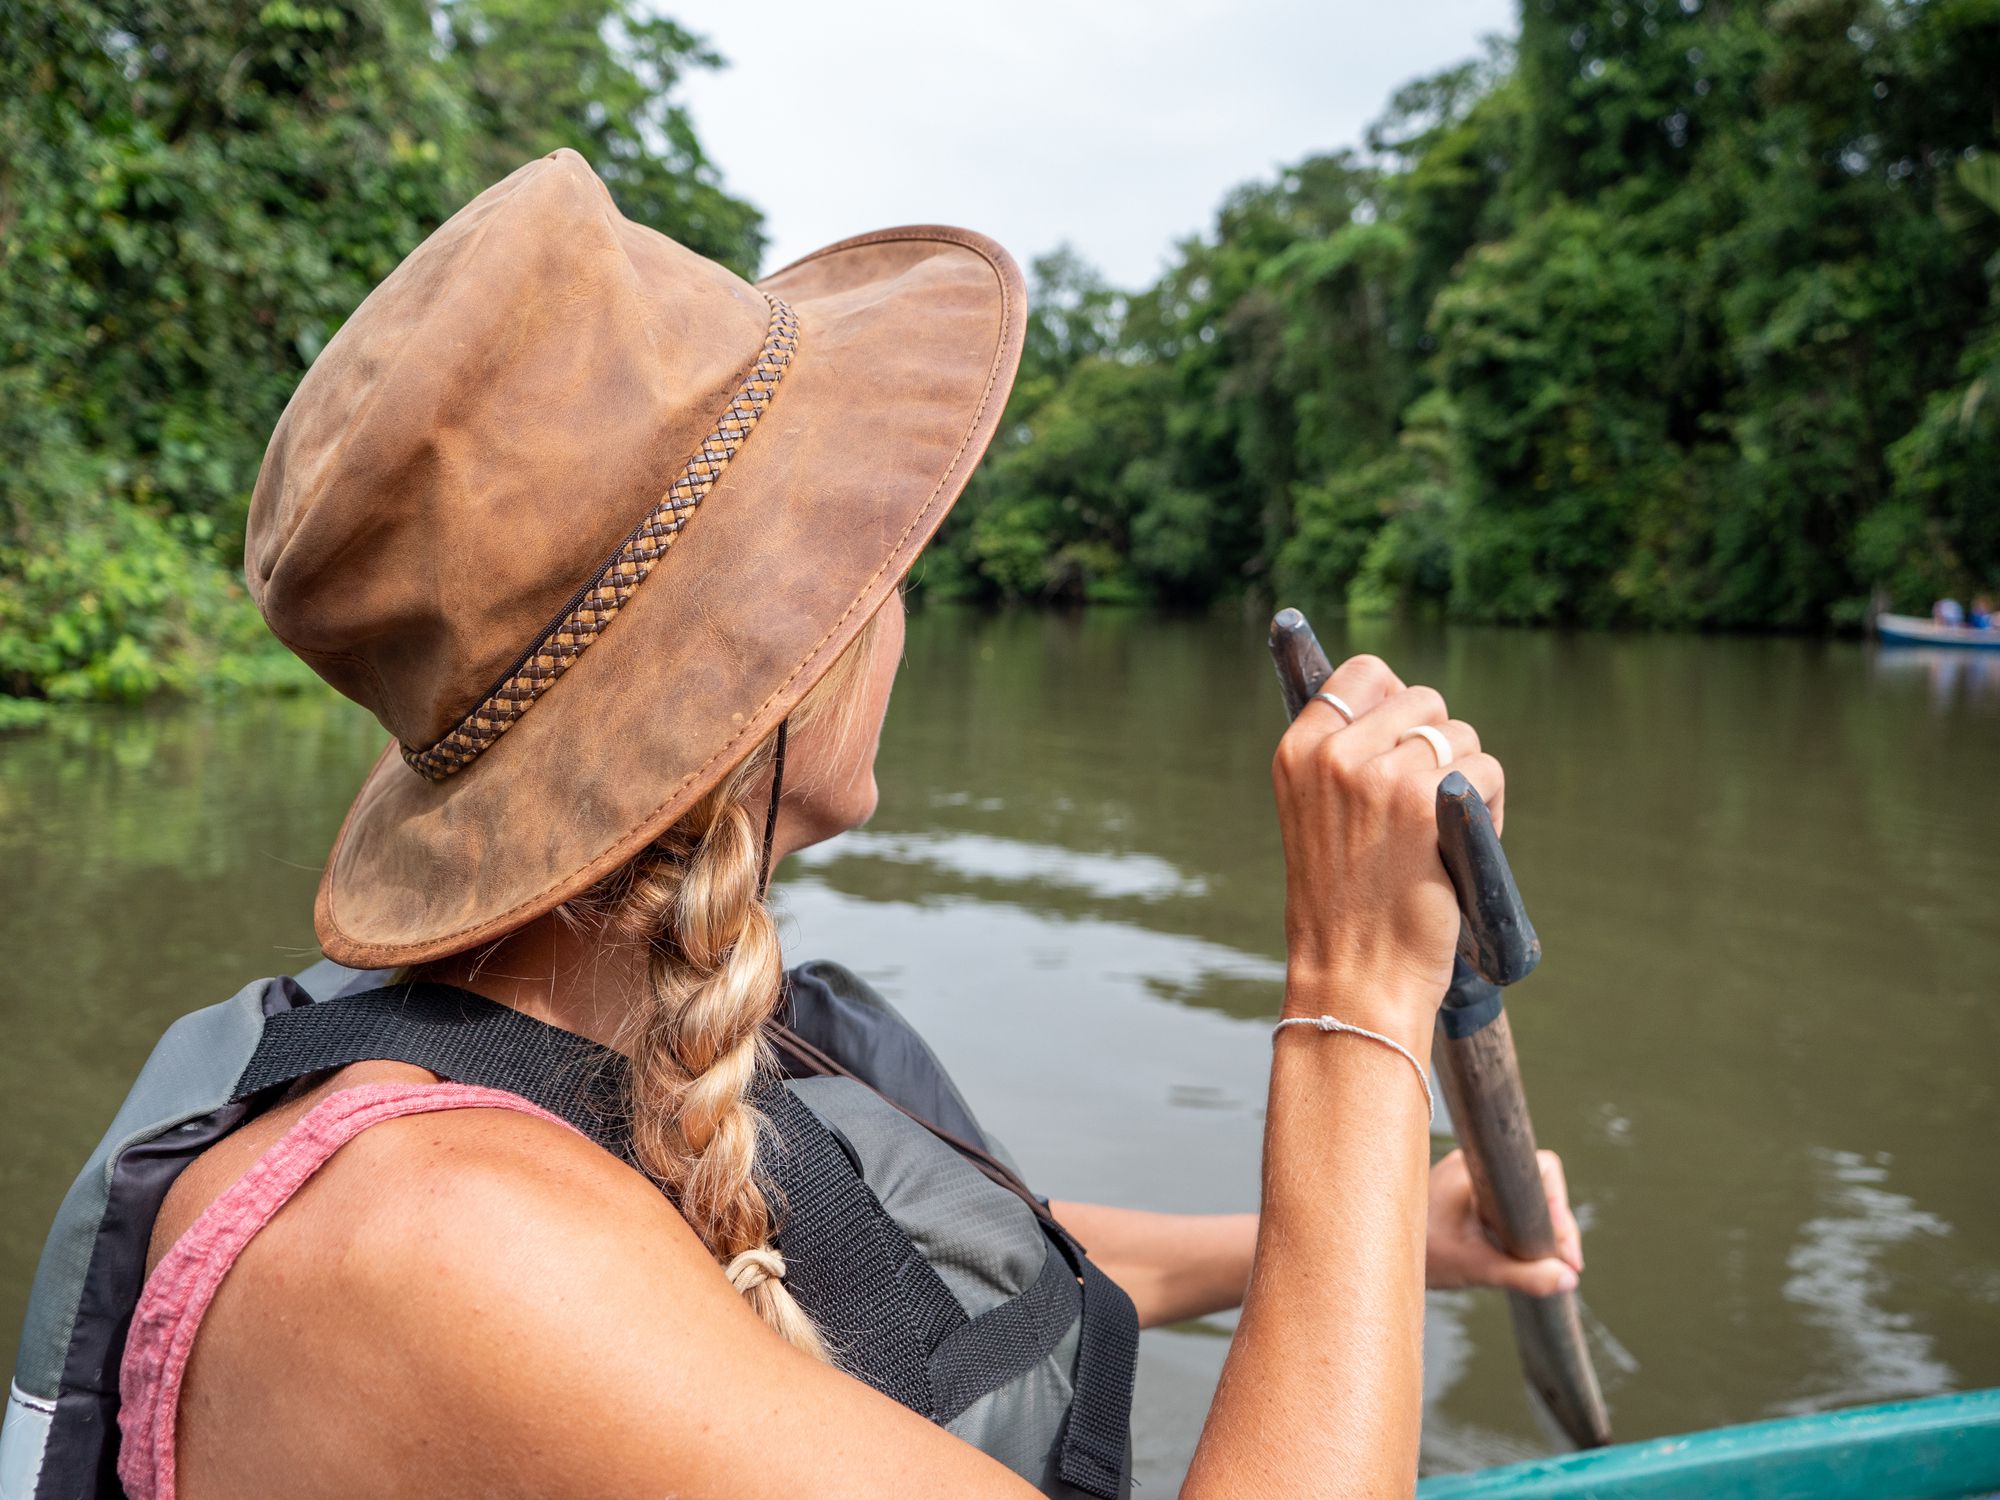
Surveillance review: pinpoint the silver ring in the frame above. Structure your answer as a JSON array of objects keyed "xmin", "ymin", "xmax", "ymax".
[
  {"xmin": 1313, "ymin": 691, "xmax": 1356, "ymax": 724},
  {"xmin": 1398, "ymin": 724, "xmax": 1453, "ymax": 769}
]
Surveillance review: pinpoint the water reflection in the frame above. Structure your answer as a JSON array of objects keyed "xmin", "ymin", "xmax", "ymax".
[
  {"xmin": 1414, "ymin": 1294, "xmax": 1552, "ymax": 1475},
  {"xmin": 1869, "ymin": 644, "xmax": 2000, "ymax": 714},
  {"xmin": 794, "ymin": 829, "xmax": 1209, "ymax": 902},
  {"xmin": 1780, "ymin": 1149, "xmax": 1956, "ymax": 1414}
]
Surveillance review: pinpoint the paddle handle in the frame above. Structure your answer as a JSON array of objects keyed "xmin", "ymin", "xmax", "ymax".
[{"xmin": 1267, "ymin": 609, "xmax": 1541, "ymax": 987}]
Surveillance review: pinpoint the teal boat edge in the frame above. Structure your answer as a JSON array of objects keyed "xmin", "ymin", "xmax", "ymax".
[{"xmin": 1417, "ymin": 1388, "xmax": 2000, "ymax": 1500}]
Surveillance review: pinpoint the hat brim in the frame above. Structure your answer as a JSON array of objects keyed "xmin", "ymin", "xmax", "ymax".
[{"xmin": 315, "ymin": 226, "xmax": 1025, "ymax": 967}]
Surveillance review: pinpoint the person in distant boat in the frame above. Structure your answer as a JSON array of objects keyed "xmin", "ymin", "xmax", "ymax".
[
  {"xmin": 1934, "ymin": 597, "xmax": 1967, "ymax": 627},
  {"xmin": 1971, "ymin": 595, "xmax": 1995, "ymax": 630},
  {"xmin": 7, "ymin": 152, "xmax": 1584, "ymax": 1500}
]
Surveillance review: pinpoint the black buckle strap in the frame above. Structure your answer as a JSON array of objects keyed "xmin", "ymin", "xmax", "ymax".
[
  {"xmin": 774, "ymin": 1019, "xmax": 1137, "ymax": 1494},
  {"xmin": 234, "ymin": 985, "xmax": 972, "ymax": 1417}
]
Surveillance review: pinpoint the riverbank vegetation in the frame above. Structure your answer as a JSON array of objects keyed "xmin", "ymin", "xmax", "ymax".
[
  {"xmin": 932, "ymin": 0, "xmax": 2000, "ymax": 626},
  {"xmin": 3, "ymin": 0, "xmax": 1997, "ymax": 705}
]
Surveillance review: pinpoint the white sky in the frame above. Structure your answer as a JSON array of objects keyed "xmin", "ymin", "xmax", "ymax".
[{"xmin": 676, "ymin": 0, "xmax": 1514, "ymax": 290}]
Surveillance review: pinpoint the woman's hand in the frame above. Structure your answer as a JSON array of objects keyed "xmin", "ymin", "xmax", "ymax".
[
  {"xmin": 1270, "ymin": 655, "xmax": 1506, "ymax": 1049},
  {"xmin": 1424, "ymin": 1148, "xmax": 1584, "ymax": 1295}
]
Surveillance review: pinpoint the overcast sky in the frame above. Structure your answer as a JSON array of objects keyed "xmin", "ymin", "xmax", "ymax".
[{"xmin": 676, "ymin": 0, "xmax": 1514, "ymax": 290}]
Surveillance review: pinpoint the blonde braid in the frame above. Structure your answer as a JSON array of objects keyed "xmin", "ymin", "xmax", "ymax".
[
  {"xmin": 608, "ymin": 786, "xmax": 825, "ymax": 1356},
  {"xmin": 565, "ymin": 601, "xmax": 890, "ymax": 1359}
]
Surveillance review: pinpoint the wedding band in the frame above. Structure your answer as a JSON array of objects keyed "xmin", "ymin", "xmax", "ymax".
[
  {"xmin": 1313, "ymin": 691, "xmax": 1356, "ymax": 723},
  {"xmin": 1398, "ymin": 724, "xmax": 1453, "ymax": 769}
]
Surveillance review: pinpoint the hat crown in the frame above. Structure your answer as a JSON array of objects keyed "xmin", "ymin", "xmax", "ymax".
[{"xmin": 247, "ymin": 150, "xmax": 772, "ymax": 748}]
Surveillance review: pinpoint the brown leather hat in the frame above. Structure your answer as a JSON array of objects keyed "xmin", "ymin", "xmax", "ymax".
[{"xmin": 247, "ymin": 150, "xmax": 1025, "ymax": 968}]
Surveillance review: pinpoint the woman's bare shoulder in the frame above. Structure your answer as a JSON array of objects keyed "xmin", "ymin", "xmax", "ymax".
[
  {"xmin": 163, "ymin": 1075, "xmax": 685, "ymax": 1497},
  {"xmin": 167, "ymin": 1072, "xmax": 1037, "ymax": 1500},
  {"xmin": 205, "ymin": 1067, "xmax": 693, "ymax": 1316}
]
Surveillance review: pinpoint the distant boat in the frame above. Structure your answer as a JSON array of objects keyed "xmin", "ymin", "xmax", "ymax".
[{"xmin": 1876, "ymin": 612, "xmax": 2000, "ymax": 649}]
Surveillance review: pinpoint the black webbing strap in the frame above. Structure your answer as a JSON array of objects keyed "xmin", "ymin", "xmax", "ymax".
[
  {"xmin": 771, "ymin": 1023, "xmax": 1061, "ymax": 1229},
  {"xmin": 1055, "ymin": 1229, "xmax": 1140, "ymax": 1497},
  {"xmin": 928, "ymin": 1241, "xmax": 1082, "ymax": 1423},
  {"xmin": 775, "ymin": 1018, "xmax": 1135, "ymax": 1495},
  {"xmin": 232, "ymin": 982, "xmax": 631, "ymax": 1154},
  {"xmin": 232, "ymin": 985, "xmax": 968, "ymax": 1420}
]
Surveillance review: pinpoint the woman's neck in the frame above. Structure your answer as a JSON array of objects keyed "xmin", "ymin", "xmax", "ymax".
[{"xmin": 411, "ymin": 911, "xmax": 654, "ymax": 1053}]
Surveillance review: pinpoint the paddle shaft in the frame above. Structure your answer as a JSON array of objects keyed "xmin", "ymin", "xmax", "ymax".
[
  {"xmin": 1266, "ymin": 609, "xmax": 1610, "ymax": 1449},
  {"xmin": 1438, "ymin": 966, "xmax": 1611, "ymax": 1447}
]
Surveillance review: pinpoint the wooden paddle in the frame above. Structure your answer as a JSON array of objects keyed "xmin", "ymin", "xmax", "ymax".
[{"xmin": 1267, "ymin": 608, "xmax": 1612, "ymax": 1449}]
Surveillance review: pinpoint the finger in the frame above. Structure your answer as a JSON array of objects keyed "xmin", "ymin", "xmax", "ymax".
[
  {"xmin": 1335, "ymin": 683, "xmax": 1449, "ymax": 761},
  {"xmin": 1540, "ymin": 1150, "xmax": 1583, "ymax": 1271},
  {"xmin": 1278, "ymin": 657, "xmax": 1405, "ymax": 776},
  {"xmin": 1448, "ymin": 751, "xmax": 1506, "ymax": 836},
  {"xmin": 1383, "ymin": 717, "xmax": 1481, "ymax": 779},
  {"xmin": 1484, "ymin": 1251, "xmax": 1581, "ymax": 1299},
  {"xmin": 1304, "ymin": 653, "xmax": 1404, "ymax": 730}
]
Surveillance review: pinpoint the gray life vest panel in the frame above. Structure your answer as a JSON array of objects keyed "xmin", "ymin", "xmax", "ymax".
[{"xmin": 2, "ymin": 960, "xmax": 1137, "ymax": 1500}]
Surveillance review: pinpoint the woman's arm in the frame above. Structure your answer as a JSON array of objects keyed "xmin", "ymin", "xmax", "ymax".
[
  {"xmin": 1049, "ymin": 1202, "xmax": 1258, "ymax": 1326},
  {"xmin": 1182, "ymin": 661, "xmax": 1506, "ymax": 1496},
  {"xmin": 1051, "ymin": 1151, "xmax": 1584, "ymax": 1327}
]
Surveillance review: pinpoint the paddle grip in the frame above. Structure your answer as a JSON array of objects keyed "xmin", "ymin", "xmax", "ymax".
[{"xmin": 1268, "ymin": 609, "xmax": 1541, "ymax": 987}]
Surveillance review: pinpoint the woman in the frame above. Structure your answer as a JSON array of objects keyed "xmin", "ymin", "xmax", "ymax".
[{"xmin": 8, "ymin": 151, "xmax": 1580, "ymax": 1500}]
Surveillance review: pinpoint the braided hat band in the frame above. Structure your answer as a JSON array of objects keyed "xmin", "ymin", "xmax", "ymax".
[{"xmin": 403, "ymin": 295, "xmax": 800, "ymax": 781}]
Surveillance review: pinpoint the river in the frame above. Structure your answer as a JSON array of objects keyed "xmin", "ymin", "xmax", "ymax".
[{"xmin": 4, "ymin": 607, "xmax": 1997, "ymax": 1484}]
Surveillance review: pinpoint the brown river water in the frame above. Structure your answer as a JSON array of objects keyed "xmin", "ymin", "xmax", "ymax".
[{"xmin": 3, "ymin": 606, "xmax": 1997, "ymax": 1485}]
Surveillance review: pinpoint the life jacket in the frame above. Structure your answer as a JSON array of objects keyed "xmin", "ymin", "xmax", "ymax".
[{"xmin": 2, "ymin": 959, "xmax": 1138, "ymax": 1500}]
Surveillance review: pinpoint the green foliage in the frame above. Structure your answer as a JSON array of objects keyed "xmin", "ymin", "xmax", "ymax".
[
  {"xmin": 0, "ymin": 502, "xmax": 317, "ymax": 701},
  {"xmin": 1877, "ymin": 324, "xmax": 2000, "ymax": 601},
  {"xmin": 939, "ymin": 251, "xmax": 1200, "ymax": 603},
  {"xmin": 441, "ymin": 0, "xmax": 760, "ymax": 267},
  {"xmin": 1432, "ymin": 202, "xmax": 1684, "ymax": 623},
  {"xmin": 1281, "ymin": 392, "xmax": 1458, "ymax": 617},
  {"xmin": 0, "ymin": 0, "xmax": 758, "ymax": 699},
  {"xmin": 925, "ymin": 0, "xmax": 1999, "ymax": 628},
  {"xmin": 0, "ymin": 697, "xmax": 55, "ymax": 731}
]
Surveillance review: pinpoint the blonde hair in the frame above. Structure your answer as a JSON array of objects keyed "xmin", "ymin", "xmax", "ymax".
[{"xmin": 563, "ymin": 604, "xmax": 892, "ymax": 1359}]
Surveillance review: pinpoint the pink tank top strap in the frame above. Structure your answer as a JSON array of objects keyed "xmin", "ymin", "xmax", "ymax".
[{"xmin": 117, "ymin": 1080, "xmax": 582, "ymax": 1500}]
